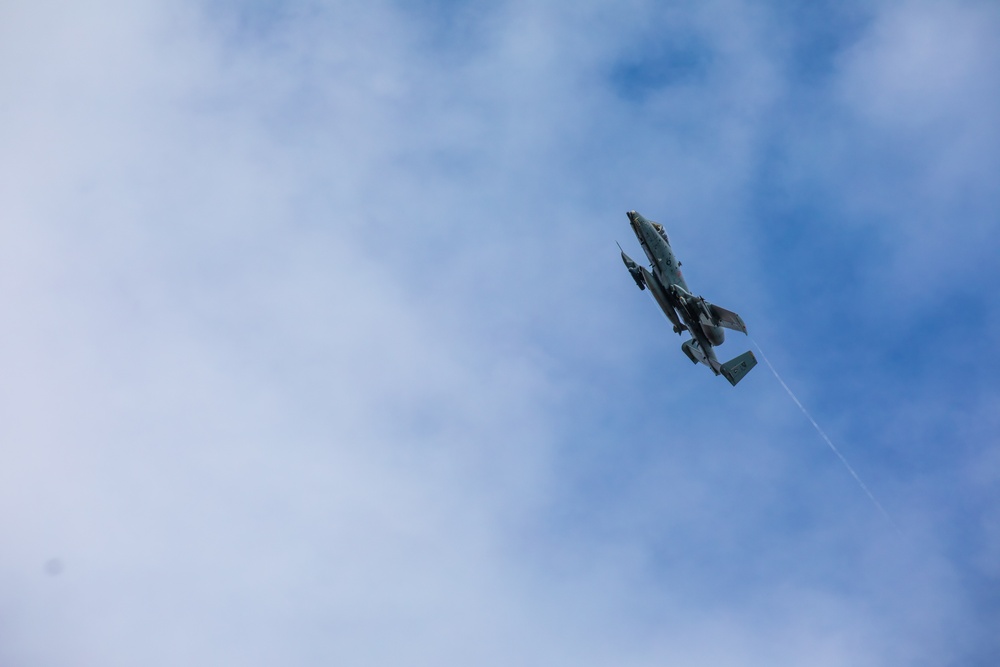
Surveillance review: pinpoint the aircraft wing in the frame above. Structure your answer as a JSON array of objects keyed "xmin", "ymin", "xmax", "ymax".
[{"xmin": 704, "ymin": 302, "xmax": 748, "ymax": 334}]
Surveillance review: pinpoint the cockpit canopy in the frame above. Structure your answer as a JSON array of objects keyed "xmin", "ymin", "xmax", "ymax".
[{"xmin": 651, "ymin": 222, "xmax": 670, "ymax": 245}]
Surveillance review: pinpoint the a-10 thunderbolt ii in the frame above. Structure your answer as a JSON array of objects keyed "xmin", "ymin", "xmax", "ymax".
[{"xmin": 618, "ymin": 210, "xmax": 757, "ymax": 386}]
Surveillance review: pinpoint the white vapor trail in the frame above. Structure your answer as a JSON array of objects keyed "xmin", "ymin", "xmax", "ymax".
[{"xmin": 751, "ymin": 339, "xmax": 900, "ymax": 533}]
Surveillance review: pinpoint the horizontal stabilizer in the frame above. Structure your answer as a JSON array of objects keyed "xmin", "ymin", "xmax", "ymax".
[
  {"xmin": 681, "ymin": 338, "xmax": 705, "ymax": 365},
  {"xmin": 720, "ymin": 350, "xmax": 757, "ymax": 386}
]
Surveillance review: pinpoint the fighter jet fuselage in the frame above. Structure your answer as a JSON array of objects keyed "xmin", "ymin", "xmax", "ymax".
[{"xmin": 619, "ymin": 210, "xmax": 757, "ymax": 386}]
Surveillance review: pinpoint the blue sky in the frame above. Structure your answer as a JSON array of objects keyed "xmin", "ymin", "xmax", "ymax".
[{"xmin": 2, "ymin": 0, "xmax": 999, "ymax": 664}]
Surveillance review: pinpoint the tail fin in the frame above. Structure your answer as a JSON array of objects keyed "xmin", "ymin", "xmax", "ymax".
[{"xmin": 720, "ymin": 350, "xmax": 757, "ymax": 386}]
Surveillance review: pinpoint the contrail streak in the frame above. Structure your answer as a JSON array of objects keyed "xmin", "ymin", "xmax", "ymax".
[{"xmin": 751, "ymin": 339, "xmax": 899, "ymax": 533}]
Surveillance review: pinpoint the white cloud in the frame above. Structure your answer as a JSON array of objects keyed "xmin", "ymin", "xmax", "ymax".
[
  {"xmin": 831, "ymin": 0, "xmax": 1000, "ymax": 297},
  {"xmin": 1, "ymin": 1, "xmax": 997, "ymax": 665}
]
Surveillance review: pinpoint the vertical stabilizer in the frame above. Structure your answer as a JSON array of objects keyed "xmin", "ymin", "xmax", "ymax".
[{"xmin": 720, "ymin": 351, "xmax": 757, "ymax": 386}]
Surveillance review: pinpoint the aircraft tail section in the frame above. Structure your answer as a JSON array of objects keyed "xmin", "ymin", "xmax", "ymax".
[
  {"xmin": 720, "ymin": 350, "xmax": 757, "ymax": 386},
  {"xmin": 681, "ymin": 339, "xmax": 707, "ymax": 366}
]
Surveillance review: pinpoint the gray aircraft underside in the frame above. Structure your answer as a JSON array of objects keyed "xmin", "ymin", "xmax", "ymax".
[{"xmin": 619, "ymin": 210, "xmax": 757, "ymax": 386}]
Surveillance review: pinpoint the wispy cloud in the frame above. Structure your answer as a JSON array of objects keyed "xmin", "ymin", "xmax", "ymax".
[{"xmin": 2, "ymin": 1, "xmax": 998, "ymax": 665}]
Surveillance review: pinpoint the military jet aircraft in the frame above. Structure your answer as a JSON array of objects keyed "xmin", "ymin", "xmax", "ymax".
[{"xmin": 619, "ymin": 210, "xmax": 757, "ymax": 386}]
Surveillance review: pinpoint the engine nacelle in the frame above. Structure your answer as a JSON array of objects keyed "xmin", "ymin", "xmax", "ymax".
[{"xmin": 701, "ymin": 323, "xmax": 725, "ymax": 346}]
